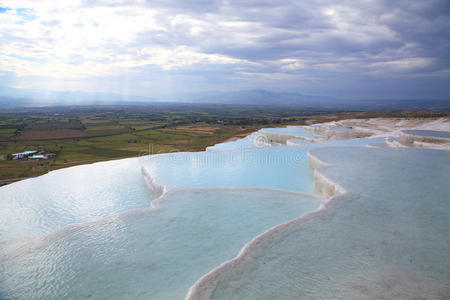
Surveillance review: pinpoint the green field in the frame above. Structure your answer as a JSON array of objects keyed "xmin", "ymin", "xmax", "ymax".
[{"xmin": 0, "ymin": 104, "xmax": 447, "ymax": 184}]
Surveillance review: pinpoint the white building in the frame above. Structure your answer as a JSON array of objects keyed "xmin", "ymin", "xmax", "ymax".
[{"xmin": 12, "ymin": 150, "xmax": 37, "ymax": 159}]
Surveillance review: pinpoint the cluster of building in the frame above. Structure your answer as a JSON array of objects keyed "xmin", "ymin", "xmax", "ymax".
[{"xmin": 12, "ymin": 150, "xmax": 53, "ymax": 160}]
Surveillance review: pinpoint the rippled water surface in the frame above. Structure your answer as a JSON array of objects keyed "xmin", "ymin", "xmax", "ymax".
[
  {"xmin": 0, "ymin": 188, "xmax": 320, "ymax": 300},
  {"xmin": 0, "ymin": 158, "xmax": 150, "ymax": 240},
  {"xmin": 191, "ymin": 147, "xmax": 450, "ymax": 300}
]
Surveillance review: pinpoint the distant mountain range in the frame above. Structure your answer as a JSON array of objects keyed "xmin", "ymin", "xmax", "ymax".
[
  {"xmin": 176, "ymin": 90, "xmax": 338, "ymax": 106},
  {"xmin": 0, "ymin": 86, "xmax": 152, "ymax": 107},
  {"xmin": 0, "ymin": 86, "xmax": 448, "ymax": 110}
]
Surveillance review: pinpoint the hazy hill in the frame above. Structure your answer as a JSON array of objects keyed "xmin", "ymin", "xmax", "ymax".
[{"xmin": 0, "ymin": 86, "xmax": 448, "ymax": 110}]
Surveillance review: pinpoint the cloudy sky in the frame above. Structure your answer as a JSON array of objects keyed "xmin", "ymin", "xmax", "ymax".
[{"xmin": 0, "ymin": 0, "xmax": 449, "ymax": 99}]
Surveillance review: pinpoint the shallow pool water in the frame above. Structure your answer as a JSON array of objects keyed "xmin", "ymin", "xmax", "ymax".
[
  {"xmin": 402, "ymin": 129, "xmax": 450, "ymax": 139},
  {"xmin": 0, "ymin": 158, "xmax": 151, "ymax": 240},
  {"xmin": 142, "ymin": 138, "xmax": 384, "ymax": 193},
  {"xmin": 0, "ymin": 188, "xmax": 320, "ymax": 300},
  {"xmin": 261, "ymin": 126, "xmax": 319, "ymax": 139},
  {"xmin": 188, "ymin": 147, "xmax": 450, "ymax": 300},
  {"xmin": 142, "ymin": 146, "xmax": 317, "ymax": 193}
]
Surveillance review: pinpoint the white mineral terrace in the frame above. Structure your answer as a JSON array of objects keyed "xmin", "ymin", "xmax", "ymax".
[{"xmin": 257, "ymin": 117, "xmax": 450, "ymax": 151}]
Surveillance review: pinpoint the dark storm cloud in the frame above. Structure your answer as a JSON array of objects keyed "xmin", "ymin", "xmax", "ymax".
[
  {"xmin": 130, "ymin": 0, "xmax": 450, "ymax": 78},
  {"xmin": 79, "ymin": 0, "xmax": 450, "ymax": 71}
]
